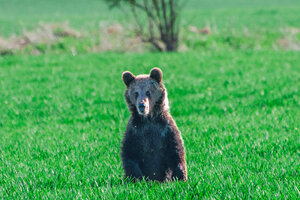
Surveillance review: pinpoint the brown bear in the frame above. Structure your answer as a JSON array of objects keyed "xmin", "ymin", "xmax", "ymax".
[{"xmin": 121, "ymin": 67, "xmax": 187, "ymax": 182}]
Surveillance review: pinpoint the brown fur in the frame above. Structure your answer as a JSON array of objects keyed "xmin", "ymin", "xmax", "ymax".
[{"xmin": 121, "ymin": 68, "xmax": 187, "ymax": 182}]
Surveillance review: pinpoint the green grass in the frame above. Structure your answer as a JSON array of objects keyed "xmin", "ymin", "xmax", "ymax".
[
  {"xmin": 0, "ymin": 51, "xmax": 299, "ymax": 198},
  {"xmin": 0, "ymin": 0, "xmax": 300, "ymax": 198}
]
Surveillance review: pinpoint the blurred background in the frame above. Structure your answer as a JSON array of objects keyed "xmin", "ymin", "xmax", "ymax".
[{"xmin": 1, "ymin": 0, "xmax": 299, "ymax": 55}]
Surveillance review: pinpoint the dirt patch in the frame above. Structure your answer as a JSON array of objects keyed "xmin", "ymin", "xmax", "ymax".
[
  {"xmin": 94, "ymin": 22, "xmax": 145, "ymax": 52},
  {"xmin": 0, "ymin": 22, "xmax": 82, "ymax": 55},
  {"xmin": 188, "ymin": 26, "xmax": 211, "ymax": 35},
  {"xmin": 277, "ymin": 38, "xmax": 300, "ymax": 50},
  {"xmin": 276, "ymin": 27, "xmax": 300, "ymax": 50}
]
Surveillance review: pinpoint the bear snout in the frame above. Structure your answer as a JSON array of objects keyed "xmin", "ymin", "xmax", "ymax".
[
  {"xmin": 137, "ymin": 98, "xmax": 149, "ymax": 115},
  {"xmin": 138, "ymin": 103, "xmax": 146, "ymax": 112}
]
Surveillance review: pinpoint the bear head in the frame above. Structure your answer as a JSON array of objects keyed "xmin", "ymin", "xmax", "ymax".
[{"xmin": 122, "ymin": 68, "xmax": 169, "ymax": 117}]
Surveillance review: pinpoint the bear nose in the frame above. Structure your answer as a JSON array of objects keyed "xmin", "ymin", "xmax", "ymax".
[{"xmin": 138, "ymin": 103, "xmax": 145, "ymax": 112}]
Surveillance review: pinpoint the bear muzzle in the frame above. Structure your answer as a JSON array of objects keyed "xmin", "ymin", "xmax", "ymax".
[
  {"xmin": 137, "ymin": 98, "xmax": 150, "ymax": 115},
  {"xmin": 138, "ymin": 103, "xmax": 146, "ymax": 112}
]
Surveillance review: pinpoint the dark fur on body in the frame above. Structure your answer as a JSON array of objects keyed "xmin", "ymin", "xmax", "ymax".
[{"xmin": 121, "ymin": 68, "xmax": 187, "ymax": 182}]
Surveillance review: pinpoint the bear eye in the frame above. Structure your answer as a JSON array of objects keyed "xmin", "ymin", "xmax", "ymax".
[
  {"xmin": 146, "ymin": 91, "xmax": 151, "ymax": 97},
  {"xmin": 134, "ymin": 92, "xmax": 139, "ymax": 98}
]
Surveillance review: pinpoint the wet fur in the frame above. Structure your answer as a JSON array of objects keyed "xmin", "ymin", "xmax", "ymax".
[{"xmin": 121, "ymin": 68, "xmax": 187, "ymax": 182}]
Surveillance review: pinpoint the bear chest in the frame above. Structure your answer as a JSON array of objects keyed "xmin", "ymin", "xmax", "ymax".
[
  {"xmin": 133, "ymin": 124, "xmax": 168, "ymax": 154},
  {"xmin": 141, "ymin": 132, "xmax": 165, "ymax": 154}
]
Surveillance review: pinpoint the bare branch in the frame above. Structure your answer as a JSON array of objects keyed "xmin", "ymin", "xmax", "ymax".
[
  {"xmin": 161, "ymin": 0, "xmax": 169, "ymax": 38},
  {"xmin": 130, "ymin": 4, "xmax": 144, "ymax": 36},
  {"xmin": 103, "ymin": 0, "xmax": 188, "ymax": 51}
]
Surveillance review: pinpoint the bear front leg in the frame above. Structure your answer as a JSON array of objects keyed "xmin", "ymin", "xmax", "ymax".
[
  {"xmin": 121, "ymin": 126, "xmax": 143, "ymax": 181},
  {"xmin": 171, "ymin": 163, "xmax": 187, "ymax": 181},
  {"xmin": 123, "ymin": 159, "xmax": 143, "ymax": 181}
]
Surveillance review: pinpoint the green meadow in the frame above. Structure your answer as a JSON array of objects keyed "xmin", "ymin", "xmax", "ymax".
[{"xmin": 0, "ymin": 0, "xmax": 299, "ymax": 199}]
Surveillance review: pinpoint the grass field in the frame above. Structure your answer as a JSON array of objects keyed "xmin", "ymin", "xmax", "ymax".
[{"xmin": 0, "ymin": 0, "xmax": 300, "ymax": 199}]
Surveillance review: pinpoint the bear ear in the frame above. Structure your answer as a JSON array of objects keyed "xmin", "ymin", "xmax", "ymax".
[
  {"xmin": 150, "ymin": 68, "xmax": 163, "ymax": 83},
  {"xmin": 122, "ymin": 71, "xmax": 135, "ymax": 87}
]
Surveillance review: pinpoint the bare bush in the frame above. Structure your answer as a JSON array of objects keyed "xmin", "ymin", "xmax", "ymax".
[{"xmin": 104, "ymin": 0, "xmax": 187, "ymax": 52}]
